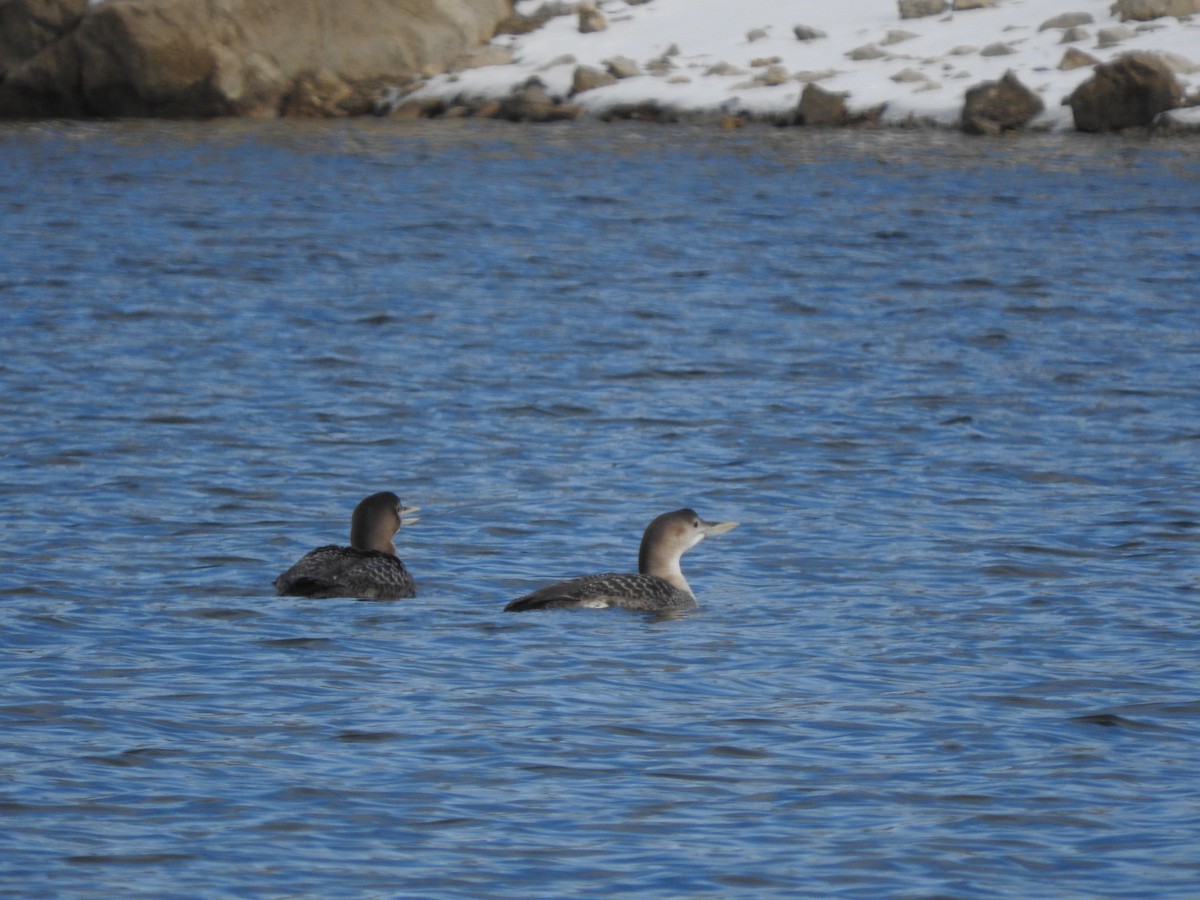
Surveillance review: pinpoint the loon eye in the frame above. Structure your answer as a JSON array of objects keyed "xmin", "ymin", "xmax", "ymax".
[{"xmin": 692, "ymin": 519, "xmax": 700, "ymax": 528}]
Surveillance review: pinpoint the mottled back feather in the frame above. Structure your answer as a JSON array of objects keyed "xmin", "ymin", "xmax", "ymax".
[
  {"xmin": 275, "ymin": 545, "xmax": 415, "ymax": 600},
  {"xmin": 504, "ymin": 573, "xmax": 696, "ymax": 613}
]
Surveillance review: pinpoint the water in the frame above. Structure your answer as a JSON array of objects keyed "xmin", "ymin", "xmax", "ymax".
[{"xmin": 1, "ymin": 119, "xmax": 1198, "ymax": 898}]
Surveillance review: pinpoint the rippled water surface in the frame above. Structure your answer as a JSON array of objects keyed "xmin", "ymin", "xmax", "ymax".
[{"xmin": 2, "ymin": 120, "xmax": 1198, "ymax": 897}]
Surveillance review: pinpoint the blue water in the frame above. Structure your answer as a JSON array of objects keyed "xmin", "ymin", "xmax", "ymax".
[{"xmin": 1, "ymin": 120, "xmax": 1198, "ymax": 898}]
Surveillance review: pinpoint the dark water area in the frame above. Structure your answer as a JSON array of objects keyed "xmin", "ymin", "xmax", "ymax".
[{"xmin": 1, "ymin": 119, "xmax": 1198, "ymax": 897}]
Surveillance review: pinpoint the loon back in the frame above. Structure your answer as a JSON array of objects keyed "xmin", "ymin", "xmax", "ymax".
[
  {"xmin": 504, "ymin": 572, "xmax": 697, "ymax": 613},
  {"xmin": 275, "ymin": 545, "xmax": 416, "ymax": 600}
]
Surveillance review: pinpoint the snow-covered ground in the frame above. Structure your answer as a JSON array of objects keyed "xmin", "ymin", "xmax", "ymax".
[{"xmin": 415, "ymin": 0, "xmax": 1200, "ymax": 129}]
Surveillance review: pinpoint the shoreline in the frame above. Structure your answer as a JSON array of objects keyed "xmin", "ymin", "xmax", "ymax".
[{"xmin": 401, "ymin": 0, "xmax": 1200, "ymax": 135}]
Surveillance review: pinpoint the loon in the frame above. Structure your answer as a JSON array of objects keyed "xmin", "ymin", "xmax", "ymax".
[
  {"xmin": 275, "ymin": 491, "xmax": 418, "ymax": 600},
  {"xmin": 504, "ymin": 508, "xmax": 738, "ymax": 613}
]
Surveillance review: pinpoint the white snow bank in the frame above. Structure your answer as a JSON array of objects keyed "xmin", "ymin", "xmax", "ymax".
[{"xmin": 415, "ymin": 0, "xmax": 1200, "ymax": 129}]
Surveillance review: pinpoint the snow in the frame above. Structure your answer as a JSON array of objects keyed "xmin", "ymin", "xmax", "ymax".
[{"xmin": 414, "ymin": 0, "xmax": 1200, "ymax": 129}]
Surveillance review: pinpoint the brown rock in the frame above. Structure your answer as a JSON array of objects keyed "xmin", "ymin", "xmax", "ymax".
[
  {"xmin": 571, "ymin": 65, "xmax": 617, "ymax": 95},
  {"xmin": 1069, "ymin": 51, "xmax": 1183, "ymax": 131},
  {"xmin": 1059, "ymin": 47, "xmax": 1100, "ymax": 71},
  {"xmin": 961, "ymin": 70, "xmax": 1044, "ymax": 134},
  {"xmin": 898, "ymin": 0, "xmax": 948, "ymax": 19},
  {"xmin": 1, "ymin": 0, "xmax": 512, "ymax": 119},
  {"xmin": 795, "ymin": 82, "xmax": 849, "ymax": 126},
  {"xmin": 1111, "ymin": 0, "xmax": 1200, "ymax": 21},
  {"xmin": 0, "ymin": 0, "xmax": 86, "ymax": 64}
]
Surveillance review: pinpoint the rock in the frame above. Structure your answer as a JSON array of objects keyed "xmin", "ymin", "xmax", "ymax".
[
  {"xmin": 793, "ymin": 24, "xmax": 827, "ymax": 41},
  {"xmin": 0, "ymin": 0, "xmax": 512, "ymax": 119},
  {"xmin": 891, "ymin": 67, "xmax": 929, "ymax": 82},
  {"xmin": 1111, "ymin": 0, "xmax": 1200, "ymax": 21},
  {"xmin": 760, "ymin": 65, "xmax": 790, "ymax": 86},
  {"xmin": 1159, "ymin": 51, "xmax": 1200, "ymax": 73},
  {"xmin": 961, "ymin": 70, "xmax": 1044, "ymax": 134},
  {"xmin": 750, "ymin": 56, "xmax": 783, "ymax": 67},
  {"xmin": 795, "ymin": 82, "xmax": 849, "ymax": 126},
  {"xmin": 644, "ymin": 55, "xmax": 675, "ymax": 75},
  {"xmin": 1059, "ymin": 47, "xmax": 1100, "ymax": 70},
  {"xmin": 0, "ymin": 0, "xmax": 86, "ymax": 64},
  {"xmin": 1060, "ymin": 26, "xmax": 1091, "ymax": 44},
  {"xmin": 578, "ymin": 2, "xmax": 606, "ymax": 34},
  {"xmin": 1069, "ymin": 51, "xmax": 1183, "ymax": 131},
  {"xmin": 571, "ymin": 65, "xmax": 617, "ymax": 94},
  {"xmin": 746, "ymin": 27, "xmax": 770, "ymax": 42},
  {"xmin": 497, "ymin": 77, "xmax": 581, "ymax": 122},
  {"xmin": 882, "ymin": 30, "xmax": 919, "ymax": 46},
  {"xmin": 953, "ymin": 0, "xmax": 996, "ymax": 9},
  {"xmin": 980, "ymin": 43, "xmax": 1016, "ymax": 56},
  {"xmin": 1039, "ymin": 12, "xmax": 1094, "ymax": 30},
  {"xmin": 705, "ymin": 61, "xmax": 746, "ymax": 76},
  {"xmin": 847, "ymin": 44, "xmax": 888, "ymax": 61},
  {"xmin": 898, "ymin": 0, "xmax": 948, "ymax": 19},
  {"xmin": 496, "ymin": 3, "xmax": 567, "ymax": 36},
  {"xmin": 604, "ymin": 56, "xmax": 641, "ymax": 79},
  {"xmin": 1098, "ymin": 25, "xmax": 1139, "ymax": 46}
]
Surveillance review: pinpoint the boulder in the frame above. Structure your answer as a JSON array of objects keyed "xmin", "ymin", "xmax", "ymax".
[
  {"xmin": 898, "ymin": 0, "xmax": 947, "ymax": 19},
  {"xmin": 793, "ymin": 24, "xmax": 826, "ymax": 41},
  {"xmin": 1059, "ymin": 47, "xmax": 1100, "ymax": 70},
  {"xmin": 961, "ymin": 70, "xmax": 1044, "ymax": 134},
  {"xmin": 0, "ymin": 0, "xmax": 87, "ymax": 63},
  {"xmin": 604, "ymin": 56, "xmax": 641, "ymax": 79},
  {"xmin": 1069, "ymin": 51, "xmax": 1183, "ymax": 131},
  {"xmin": 571, "ymin": 65, "xmax": 617, "ymax": 94},
  {"xmin": 795, "ymin": 82, "xmax": 849, "ymax": 126},
  {"xmin": 0, "ymin": 0, "xmax": 512, "ymax": 119},
  {"xmin": 1111, "ymin": 0, "xmax": 1200, "ymax": 20},
  {"xmin": 1039, "ymin": 12, "xmax": 1094, "ymax": 30},
  {"xmin": 496, "ymin": 76, "xmax": 581, "ymax": 122},
  {"xmin": 578, "ymin": 2, "xmax": 605, "ymax": 34}
]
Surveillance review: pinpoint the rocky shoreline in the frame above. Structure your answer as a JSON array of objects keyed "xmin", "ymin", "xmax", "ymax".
[{"xmin": 1, "ymin": 0, "xmax": 1198, "ymax": 134}]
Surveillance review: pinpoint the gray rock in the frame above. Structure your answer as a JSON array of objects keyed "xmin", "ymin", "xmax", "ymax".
[
  {"xmin": 882, "ymin": 30, "xmax": 919, "ymax": 46},
  {"xmin": 961, "ymin": 70, "xmax": 1044, "ymax": 134},
  {"xmin": 1039, "ymin": 12, "xmax": 1094, "ymax": 30},
  {"xmin": 1069, "ymin": 51, "xmax": 1183, "ymax": 131},
  {"xmin": 793, "ymin": 24, "xmax": 827, "ymax": 41},
  {"xmin": 952, "ymin": 0, "xmax": 996, "ymax": 8},
  {"xmin": 980, "ymin": 43, "xmax": 1016, "ymax": 57},
  {"xmin": 746, "ymin": 27, "xmax": 770, "ymax": 42},
  {"xmin": 1059, "ymin": 26, "xmax": 1091, "ymax": 44},
  {"xmin": 898, "ymin": 0, "xmax": 948, "ymax": 19}
]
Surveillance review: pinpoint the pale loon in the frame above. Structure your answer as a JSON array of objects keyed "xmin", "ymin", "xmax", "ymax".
[
  {"xmin": 275, "ymin": 491, "xmax": 418, "ymax": 600},
  {"xmin": 505, "ymin": 508, "xmax": 738, "ymax": 613}
]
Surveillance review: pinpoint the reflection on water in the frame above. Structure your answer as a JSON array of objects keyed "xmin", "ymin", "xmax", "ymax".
[{"xmin": 1, "ymin": 120, "xmax": 1198, "ymax": 898}]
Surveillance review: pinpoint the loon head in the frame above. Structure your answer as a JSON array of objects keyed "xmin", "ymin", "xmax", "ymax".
[
  {"xmin": 349, "ymin": 491, "xmax": 420, "ymax": 555},
  {"xmin": 637, "ymin": 508, "xmax": 738, "ymax": 594}
]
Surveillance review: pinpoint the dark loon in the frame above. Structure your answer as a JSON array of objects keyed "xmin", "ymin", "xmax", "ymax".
[
  {"xmin": 275, "ymin": 491, "xmax": 418, "ymax": 599},
  {"xmin": 504, "ymin": 508, "xmax": 738, "ymax": 613}
]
